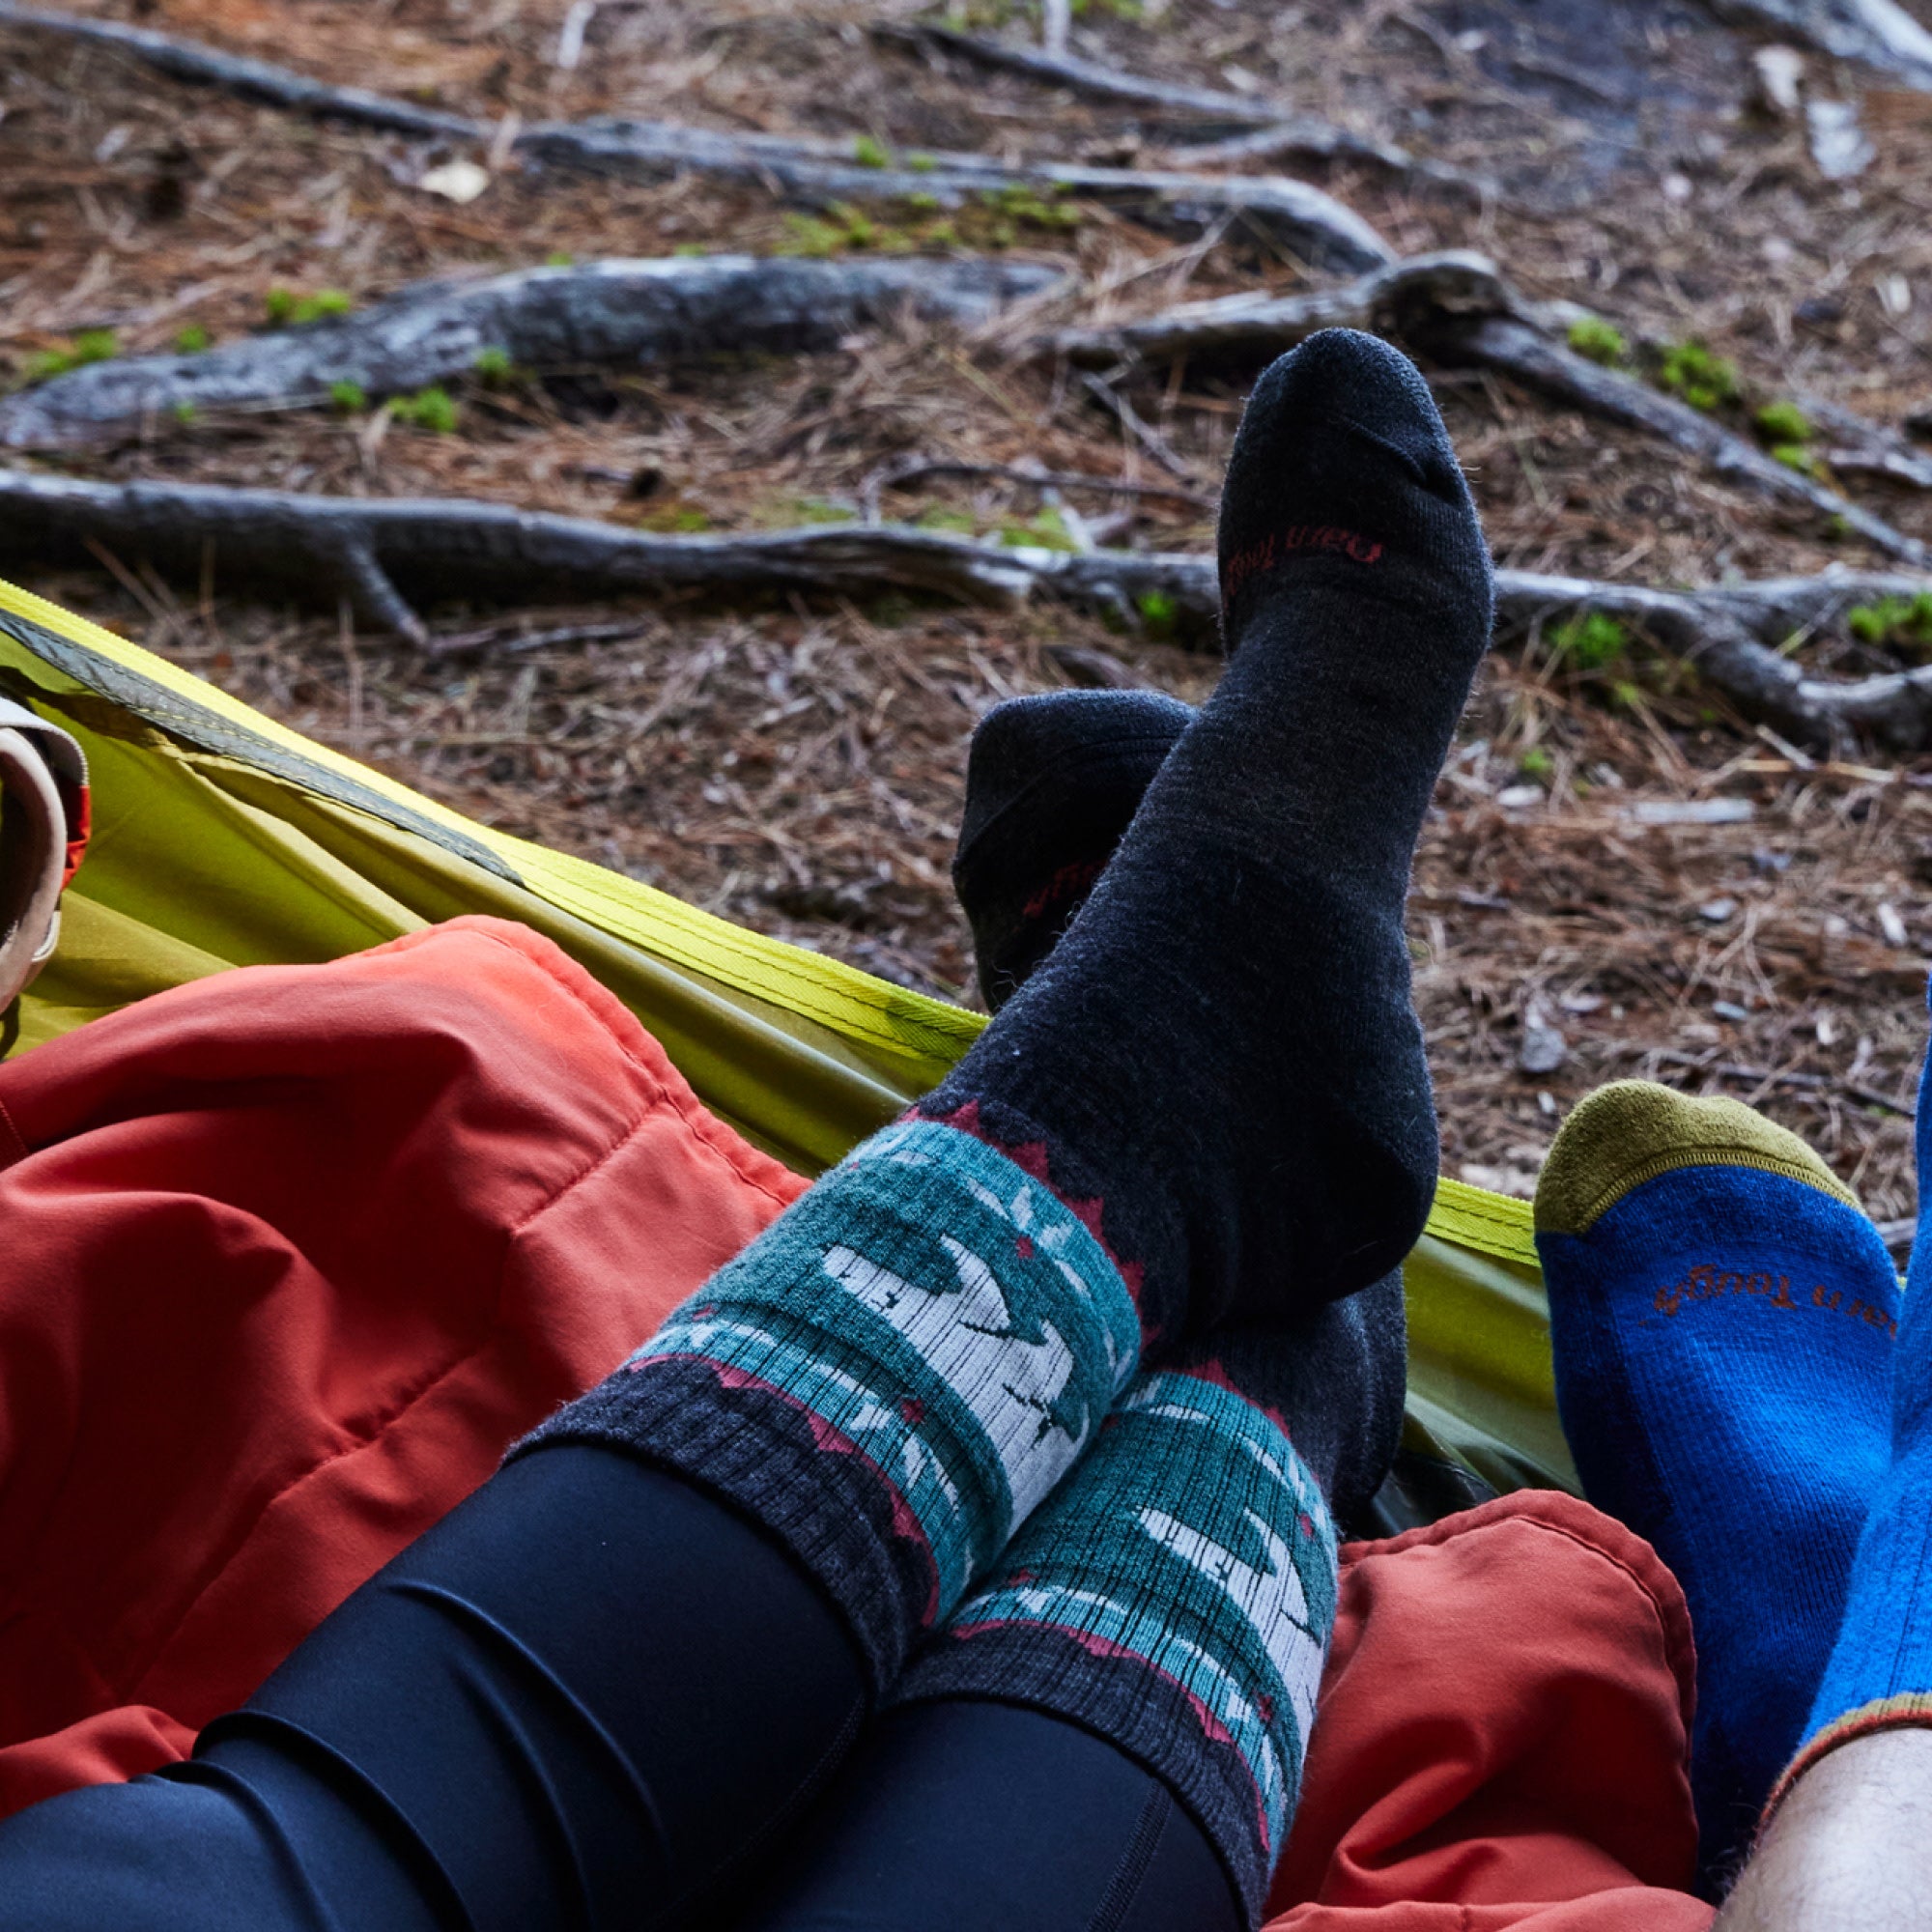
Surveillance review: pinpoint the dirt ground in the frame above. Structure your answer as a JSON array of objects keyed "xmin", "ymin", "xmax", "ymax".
[{"xmin": 7, "ymin": 0, "xmax": 1932, "ymax": 1224}]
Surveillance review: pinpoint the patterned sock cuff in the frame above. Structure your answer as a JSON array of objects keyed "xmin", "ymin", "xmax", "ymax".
[
  {"xmin": 509, "ymin": 1117, "xmax": 1142, "ymax": 1688},
  {"xmin": 892, "ymin": 1368, "xmax": 1340, "ymax": 1925}
]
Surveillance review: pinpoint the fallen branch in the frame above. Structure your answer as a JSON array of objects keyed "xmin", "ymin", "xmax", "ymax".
[
  {"xmin": 1049, "ymin": 249, "xmax": 1931, "ymax": 568},
  {"xmin": 882, "ymin": 21, "xmax": 1489, "ymax": 195},
  {"xmin": 0, "ymin": 254, "xmax": 1066, "ymax": 449},
  {"xmin": 518, "ymin": 122, "xmax": 1393, "ymax": 270},
  {"xmin": 9, "ymin": 466, "xmax": 1932, "ymax": 749},
  {"xmin": 0, "ymin": 4, "xmax": 1390, "ymax": 272},
  {"xmin": 1702, "ymin": 0, "xmax": 1932, "ymax": 93},
  {"xmin": 0, "ymin": 0, "xmax": 483, "ymax": 138}
]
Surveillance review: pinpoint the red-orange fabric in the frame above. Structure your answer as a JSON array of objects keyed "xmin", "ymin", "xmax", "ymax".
[
  {"xmin": 1265, "ymin": 1492, "xmax": 1716, "ymax": 1932},
  {"xmin": 0, "ymin": 916, "xmax": 806, "ymax": 1815},
  {"xmin": 0, "ymin": 920, "xmax": 1724, "ymax": 1930}
]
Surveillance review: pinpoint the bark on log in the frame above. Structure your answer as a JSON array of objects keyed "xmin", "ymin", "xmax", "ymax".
[
  {"xmin": 0, "ymin": 255, "xmax": 1067, "ymax": 449},
  {"xmin": 6, "ymin": 465, "xmax": 1930, "ymax": 749},
  {"xmin": 0, "ymin": 5, "xmax": 1391, "ymax": 271},
  {"xmin": 882, "ymin": 21, "xmax": 1487, "ymax": 194},
  {"xmin": 1050, "ymin": 250, "xmax": 1931, "ymax": 568},
  {"xmin": 0, "ymin": 1, "xmax": 484, "ymax": 138}
]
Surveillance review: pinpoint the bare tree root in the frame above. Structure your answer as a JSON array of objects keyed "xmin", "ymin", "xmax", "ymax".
[
  {"xmin": 1050, "ymin": 249, "xmax": 1932, "ymax": 568},
  {"xmin": 0, "ymin": 255, "xmax": 1066, "ymax": 449},
  {"xmin": 8, "ymin": 465, "xmax": 1932, "ymax": 749},
  {"xmin": 1702, "ymin": 0, "xmax": 1932, "ymax": 92},
  {"xmin": 0, "ymin": 4, "xmax": 1391, "ymax": 271},
  {"xmin": 0, "ymin": 1, "xmax": 483, "ymax": 137},
  {"xmin": 876, "ymin": 19, "xmax": 1484, "ymax": 191},
  {"xmin": 517, "ymin": 122, "xmax": 1393, "ymax": 270}
]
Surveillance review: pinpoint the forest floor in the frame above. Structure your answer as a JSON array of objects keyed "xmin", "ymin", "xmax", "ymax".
[{"xmin": 7, "ymin": 0, "xmax": 1932, "ymax": 1222}]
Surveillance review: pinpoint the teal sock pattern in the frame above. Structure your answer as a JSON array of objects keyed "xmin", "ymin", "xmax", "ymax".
[
  {"xmin": 894, "ymin": 1366, "xmax": 1340, "ymax": 1923},
  {"xmin": 513, "ymin": 1117, "xmax": 1143, "ymax": 1683}
]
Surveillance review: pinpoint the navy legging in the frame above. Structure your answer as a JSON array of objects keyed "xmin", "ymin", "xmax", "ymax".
[{"xmin": 0, "ymin": 1445, "xmax": 1240, "ymax": 1932}]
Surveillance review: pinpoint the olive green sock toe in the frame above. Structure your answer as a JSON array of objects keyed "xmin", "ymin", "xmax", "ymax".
[{"xmin": 1535, "ymin": 1080, "xmax": 1861, "ymax": 1240}]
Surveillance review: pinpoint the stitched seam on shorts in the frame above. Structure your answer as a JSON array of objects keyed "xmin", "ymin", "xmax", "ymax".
[{"xmin": 124, "ymin": 1335, "xmax": 493, "ymax": 1709}]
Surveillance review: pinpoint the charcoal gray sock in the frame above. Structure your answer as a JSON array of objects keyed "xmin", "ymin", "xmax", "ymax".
[
  {"xmin": 953, "ymin": 689, "xmax": 1193, "ymax": 1011},
  {"xmin": 921, "ymin": 328, "xmax": 1493, "ymax": 1344},
  {"xmin": 952, "ymin": 684, "xmax": 1405, "ymax": 1526}
]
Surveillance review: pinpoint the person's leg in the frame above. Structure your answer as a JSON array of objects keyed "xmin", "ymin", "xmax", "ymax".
[
  {"xmin": 0, "ymin": 327, "xmax": 1484, "ymax": 1931},
  {"xmin": 744, "ymin": 327, "xmax": 1481, "ymax": 1932},
  {"xmin": 1534, "ymin": 1082, "xmax": 1900, "ymax": 1889},
  {"xmin": 1715, "ymin": 1010, "xmax": 1932, "ymax": 1920},
  {"xmin": 0, "ymin": 1447, "xmax": 864, "ymax": 1931}
]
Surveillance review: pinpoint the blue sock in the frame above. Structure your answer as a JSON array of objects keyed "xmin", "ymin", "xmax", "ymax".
[
  {"xmin": 1775, "ymin": 1031, "xmax": 1932, "ymax": 1815},
  {"xmin": 1534, "ymin": 1081, "xmax": 1897, "ymax": 1889}
]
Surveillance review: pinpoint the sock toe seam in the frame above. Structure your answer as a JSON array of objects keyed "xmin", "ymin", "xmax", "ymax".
[{"xmin": 1540, "ymin": 1143, "xmax": 1861, "ymax": 1236}]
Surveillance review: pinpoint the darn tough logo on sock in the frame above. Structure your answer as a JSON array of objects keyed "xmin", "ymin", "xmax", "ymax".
[
  {"xmin": 1652, "ymin": 1261, "xmax": 1899, "ymax": 1336},
  {"xmin": 1222, "ymin": 523, "xmax": 1384, "ymax": 601}
]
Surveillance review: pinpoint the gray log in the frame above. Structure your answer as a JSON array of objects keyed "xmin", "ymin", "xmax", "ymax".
[{"xmin": 0, "ymin": 254, "xmax": 1067, "ymax": 448}]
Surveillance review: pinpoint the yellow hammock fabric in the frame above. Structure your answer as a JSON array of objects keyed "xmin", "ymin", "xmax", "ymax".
[{"xmin": 0, "ymin": 572, "xmax": 1576, "ymax": 1499}]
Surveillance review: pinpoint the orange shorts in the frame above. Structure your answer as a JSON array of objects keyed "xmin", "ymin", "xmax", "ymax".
[{"xmin": 0, "ymin": 918, "xmax": 1713, "ymax": 1928}]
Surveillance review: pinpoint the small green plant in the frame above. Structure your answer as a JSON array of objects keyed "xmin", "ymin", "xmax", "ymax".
[
  {"xmin": 1566, "ymin": 315, "xmax": 1627, "ymax": 365},
  {"xmin": 1135, "ymin": 588, "xmax": 1178, "ymax": 639},
  {"xmin": 1548, "ymin": 610, "xmax": 1630, "ymax": 672},
  {"xmin": 905, "ymin": 189, "xmax": 941, "ymax": 212},
  {"xmin": 915, "ymin": 505, "xmax": 979, "ymax": 534},
  {"xmin": 998, "ymin": 505, "xmax": 1077, "ymax": 552},
  {"xmin": 1518, "ymin": 745, "xmax": 1554, "ymax": 779},
  {"xmin": 23, "ymin": 328, "xmax": 119, "ymax": 381},
  {"xmin": 328, "ymin": 379, "xmax": 369, "ymax": 413},
  {"xmin": 266, "ymin": 287, "xmax": 354, "ymax": 327},
  {"xmin": 1657, "ymin": 339, "xmax": 1740, "ymax": 413},
  {"xmin": 545, "ymin": 249, "xmax": 575, "ymax": 268},
  {"xmin": 671, "ymin": 241, "xmax": 706, "ymax": 257},
  {"xmin": 779, "ymin": 213, "xmax": 847, "ymax": 258},
  {"xmin": 978, "ymin": 182, "xmax": 1081, "ymax": 231},
  {"xmin": 1754, "ymin": 398, "xmax": 1811, "ymax": 445},
  {"xmin": 852, "ymin": 134, "xmax": 892, "ymax": 170},
  {"xmin": 1847, "ymin": 591, "xmax": 1932, "ymax": 651},
  {"xmin": 472, "ymin": 346, "xmax": 515, "ymax": 387},
  {"xmin": 173, "ymin": 324, "xmax": 211, "ymax": 355},
  {"xmin": 392, "ymin": 385, "xmax": 458, "ymax": 433},
  {"xmin": 793, "ymin": 497, "xmax": 857, "ymax": 525},
  {"xmin": 1771, "ymin": 442, "xmax": 1821, "ymax": 477},
  {"xmin": 171, "ymin": 400, "xmax": 198, "ymax": 425},
  {"xmin": 907, "ymin": 152, "xmax": 938, "ymax": 173}
]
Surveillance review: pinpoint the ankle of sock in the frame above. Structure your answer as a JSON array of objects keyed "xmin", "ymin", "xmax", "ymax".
[
  {"xmin": 510, "ymin": 1116, "xmax": 1142, "ymax": 1690},
  {"xmin": 1764, "ymin": 1072, "xmax": 1932, "ymax": 1824},
  {"xmin": 894, "ymin": 1361, "xmax": 1341, "ymax": 1926},
  {"xmin": 1535, "ymin": 1081, "xmax": 1897, "ymax": 1888},
  {"xmin": 953, "ymin": 690, "xmax": 1193, "ymax": 1012}
]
